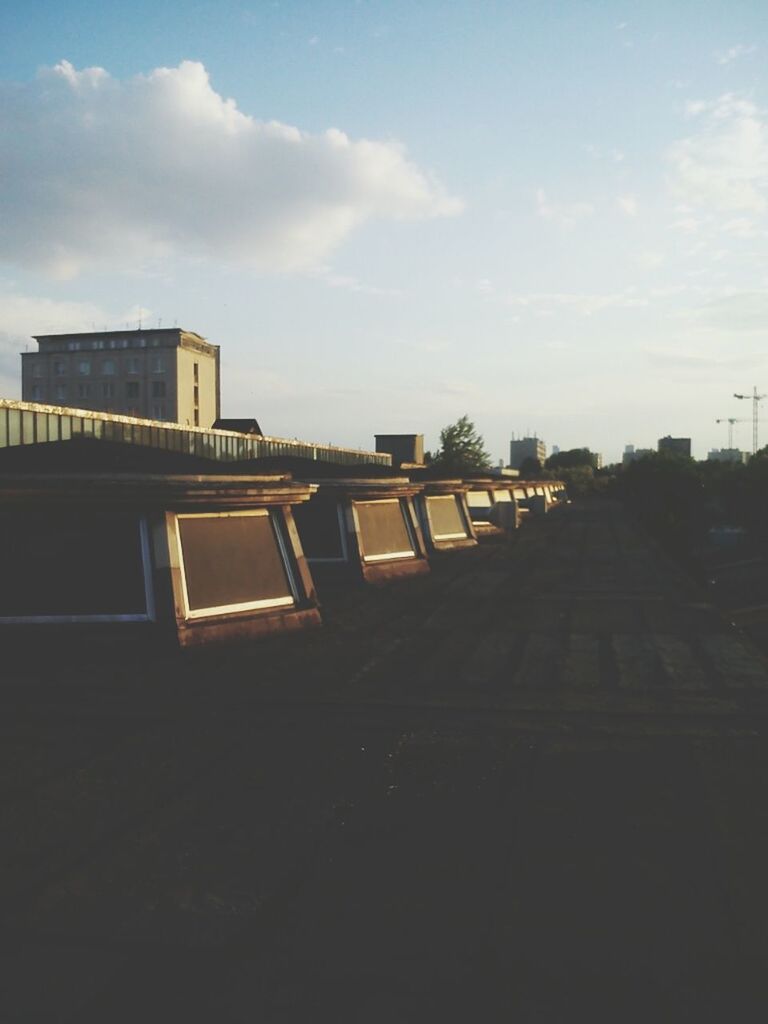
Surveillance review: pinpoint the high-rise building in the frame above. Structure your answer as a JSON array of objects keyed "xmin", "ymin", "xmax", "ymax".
[
  {"xmin": 509, "ymin": 435, "xmax": 546, "ymax": 469},
  {"xmin": 21, "ymin": 327, "xmax": 220, "ymax": 427},
  {"xmin": 658, "ymin": 435, "xmax": 692, "ymax": 458}
]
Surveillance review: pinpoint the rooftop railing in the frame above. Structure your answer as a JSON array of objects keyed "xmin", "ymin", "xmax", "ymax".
[{"xmin": 0, "ymin": 399, "xmax": 391, "ymax": 468}]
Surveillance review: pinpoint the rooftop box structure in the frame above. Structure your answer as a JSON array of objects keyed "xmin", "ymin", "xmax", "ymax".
[
  {"xmin": 414, "ymin": 480, "xmax": 478, "ymax": 552},
  {"xmin": 375, "ymin": 434, "xmax": 424, "ymax": 468},
  {"xmin": 465, "ymin": 478, "xmax": 520, "ymax": 533},
  {"xmin": 292, "ymin": 478, "xmax": 430, "ymax": 584},
  {"xmin": 0, "ymin": 473, "xmax": 321, "ymax": 647}
]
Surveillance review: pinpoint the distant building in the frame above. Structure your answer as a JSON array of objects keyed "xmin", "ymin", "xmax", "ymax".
[
  {"xmin": 622, "ymin": 445, "xmax": 654, "ymax": 466},
  {"xmin": 509, "ymin": 435, "xmax": 546, "ymax": 469},
  {"xmin": 21, "ymin": 327, "xmax": 220, "ymax": 428},
  {"xmin": 658, "ymin": 435, "xmax": 691, "ymax": 458},
  {"xmin": 707, "ymin": 448, "xmax": 748, "ymax": 465}
]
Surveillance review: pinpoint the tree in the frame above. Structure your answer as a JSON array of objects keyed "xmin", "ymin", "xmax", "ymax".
[
  {"xmin": 431, "ymin": 415, "xmax": 492, "ymax": 474},
  {"xmin": 546, "ymin": 448, "xmax": 598, "ymax": 471},
  {"xmin": 519, "ymin": 456, "xmax": 546, "ymax": 479}
]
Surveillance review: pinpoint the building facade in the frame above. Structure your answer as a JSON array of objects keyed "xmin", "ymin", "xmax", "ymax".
[
  {"xmin": 707, "ymin": 448, "xmax": 748, "ymax": 464},
  {"xmin": 509, "ymin": 436, "xmax": 546, "ymax": 470},
  {"xmin": 21, "ymin": 328, "xmax": 220, "ymax": 427},
  {"xmin": 622, "ymin": 445, "xmax": 654, "ymax": 466},
  {"xmin": 658, "ymin": 435, "xmax": 692, "ymax": 458}
]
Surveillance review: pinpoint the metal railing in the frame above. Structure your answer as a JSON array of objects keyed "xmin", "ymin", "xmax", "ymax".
[{"xmin": 0, "ymin": 399, "xmax": 391, "ymax": 468}]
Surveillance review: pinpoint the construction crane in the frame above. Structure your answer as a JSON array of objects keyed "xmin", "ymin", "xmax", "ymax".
[
  {"xmin": 715, "ymin": 417, "xmax": 746, "ymax": 449},
  {"xmin": 733, "ymin": 387, "xmax": 767, "ymax": 454}
]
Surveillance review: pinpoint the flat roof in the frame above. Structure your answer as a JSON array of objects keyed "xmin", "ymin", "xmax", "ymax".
[{"xmin": 32, "ymin": 327, "xmax": 207, "ymax": 343}]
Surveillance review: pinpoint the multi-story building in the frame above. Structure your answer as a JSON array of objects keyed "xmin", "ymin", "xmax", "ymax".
[
  {"xmin": 707, "ymin": 448, "xmax": 748, "ymax": 464},
  {"xmin": 622, "ymin": 445, "xmax": 654, "ymax": 466},
  {"xmin": 21, "ymin": 328, "xmax": 220, "ymax": 427},
  {"xmin": 509, "ymin": 435, "xmax": 546, "ymax": 470},
  {"xmin": 658, "ymin": 435, "xmax": 692, "ymax": 458}
]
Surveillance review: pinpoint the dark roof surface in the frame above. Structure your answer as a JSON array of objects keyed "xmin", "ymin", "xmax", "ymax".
[{"xmin": 3, "ymin": 500, "xmax": 768, "ymax": 1018}]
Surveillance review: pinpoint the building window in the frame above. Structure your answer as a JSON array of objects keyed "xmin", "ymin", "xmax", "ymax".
[
  {"xmin": 152, "ymin": 404, "xmax": 166, "ymax": 420},
  {"xmin": 120, "ymin": 339, "xmax": 129, "ymax": 349},
  {"xmin": 55, "ymin": 384, "xmax": 67, "ymax": 401},
  {"xmin": 53, "ymin": 360, "xmax": 67, "ymax": 376},
  {"xmin": 126, "ymin": 381, "xmax": 140, "ymax": 399},
  {"xmin": 67, "ymin": 341, "xmax": 81, "ymax": 351},
  {"xmin": 102, "ymin": 382, "xmax": 115, "ymax": 399},
  {"xmin": 151, "ymin": 355, "xmax": 165, "ymax": 373},
  {"xmin": 193, "ymin": 362, "xmax": 199, "ymax": 382},
  {"xmin": 194, "ymin": 409, "xmax": 199, "ymax": 426},
  {"xmin": 32, "ymin": 361, "xmax": 43, "ymax": 378},
  {"xmin": 77, "ymin": 383, "xmax": 92, "ymax": 399},
  {"xmin": 126, "ymin": 357, "xmax": 140, "ymax": 374},
  {"xmin": 151, "ymin": 381, "xmax": 166, "ymax": 398},
  {"xmin": 78, "ymin": 360, "xmax": 91, "ymax": 375},
  {"xmin": 108, "ymin": 339, "xmax": 117, "ymax": 349},
  {"xmin": 102, "ymin": 359, "xmax": 116, "ymax": 375},
  {"xmin": 30, "ymin": 384, "xmax": 42, "ymax": 400},
  {"xmin": 174, "ymin": 510, "xmax": 296, "ymax": 619},
  {"xmin": 93, "ymin": 340, "xmax": 105, "ymax": 350}
]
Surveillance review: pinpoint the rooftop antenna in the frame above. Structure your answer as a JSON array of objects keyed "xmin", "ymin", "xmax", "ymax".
[
  {"xmin": 138, "ymin": 316, "xmax": 143, "ymax": 331},
  {"xmin": 158, "ymin": 318, "xmax": 162, "ymax": 329},
  {"xmin": 733, "ymin": 387, "xmax": 766, "ymax": 453}
]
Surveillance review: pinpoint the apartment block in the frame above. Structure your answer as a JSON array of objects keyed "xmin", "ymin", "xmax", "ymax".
[
  {"xmin": 21, "ymin": 328, "xmax": 220, "ymax": 427},
  {"xmin": 509, "ymin": 435, "xmax": 546, "ymax": 470}
]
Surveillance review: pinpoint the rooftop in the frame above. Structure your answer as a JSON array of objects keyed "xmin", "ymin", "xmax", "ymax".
[{"xmin": 3, "ymin": 498, "xmax": 768, "ymax": 1017}]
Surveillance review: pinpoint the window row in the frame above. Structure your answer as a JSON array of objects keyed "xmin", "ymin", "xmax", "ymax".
[
  {"xmin": 61, "ymin": 337, "xmax": 164, "ymax": 352},
  {"xmin": 32, "ymin": 356, "xmax": 166, "ymax": 377},
  {"xmin": 29, "ymin": 381, "xmax": 167, "ymax": 401}
]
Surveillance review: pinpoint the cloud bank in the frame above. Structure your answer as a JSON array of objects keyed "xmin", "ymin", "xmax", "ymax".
[
  {"xmin": 0, "ymin": 60, "xmax": 462, "ymax": 277},
  {"xmin": 669, "ymin": 94, "xmax": 768, "ymax": 214}
]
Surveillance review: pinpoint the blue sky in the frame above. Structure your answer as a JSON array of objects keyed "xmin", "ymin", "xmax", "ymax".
[{"xmin": 2, "ymin": 1, "xmax": 768, "ymax": 461}]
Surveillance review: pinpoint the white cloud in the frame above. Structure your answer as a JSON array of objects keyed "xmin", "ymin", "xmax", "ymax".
[
  {"xmin": 505, "ymin": 289, "xmax": 647, "ymax": 316},
  {"xmin": 617, "ymin": 195, "xmax": 638, "ymax": 216},
  {"xmin": 0, "ymin": 60, "xmax": 462, "ymax": 278},
  {"xmin": 0, "ymin": 289, "xmax": 151, "ymax": 395},
  {"xmin": 721, "ymin": 217, "xmax": 765, "ymax": 238},
  {"xmin": 309, "ymin": 265, "xmax": 401, "ymax": 296},
  {"xmin": 644, "ymin": 347, "xmax": 762, "ymax": 371},
  {"xmin": 681, "ymin": 289, "xmax": 768, "ymax": 332},
  {"xmin": 669, "ymin": 94, "xmax": 768, "ymax": 213},
  {"xmin": 715, "ymin": 44, "xmax": 757, "ymax": 66},
  {"xmin": 535, "ymin": 188, "xmax": 594, "ymax": 229},
  {"xmin": 637, "ymin": 251, "xmax": 666, "ymax": 269}
]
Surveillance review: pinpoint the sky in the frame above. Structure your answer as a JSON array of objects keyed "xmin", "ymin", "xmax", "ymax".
[{"xmin": 2, "ymin": 0, "xmax": 768, "ymax": 463}]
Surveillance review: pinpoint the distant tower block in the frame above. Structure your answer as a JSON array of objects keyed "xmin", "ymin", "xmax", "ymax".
[
  {"xmin": 658, "ymin": 436, "xmax": 691, "ymax": 457},
  {"xmin": 509, "ymin": 435, "xmax": 546, "ymax": 469}
]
